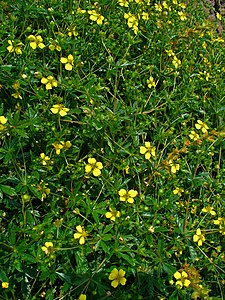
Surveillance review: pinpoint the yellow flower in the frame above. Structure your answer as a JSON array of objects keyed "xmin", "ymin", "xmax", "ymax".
[
  {"xmin": 87, "ymin": 10, "xmax": 104, "ymax": 25},
  {"xmin": 7, "ymin": 40, "xmax": 22, "ymax": 54},
  {"xmin": 216, "ymin": 12, "xmax": 222, "ymax": 20},
  {"xmin": 219, "ymin": 226, "xmax": 225, "ymax": 235},
  {"xmin": 142, "ymin": 12, "xmax": 149, "ymax": 20},
  {"xmin": 193, "ymin": 228, "xmax": 205, "ymax": 246},
  {"xmin": 85, "ymin": 158, "xmax": 103, "ymax": 176},
  {"xmin": 109, "ymin": 268, "xmax": 127, "ymax": 288},
  {"xmin": 106, "ymin": 208, "xmax": 121, "ymax": 221},
  {"xmin": 195, "ymin": 120, "xmax": 209, "ymax": 133},
  {"xmin": 2, "ymin": 282, "xmax": 9, "ymax": 289},
  {"xmin": 27, "ymin": 35, "xmax": 45, "ymax": 49},
  {"xmin": 50, "ymin": 104, "xmax": 70, "ymax": 116},
  {"xmin": 0, "ymin": 116, "xmax": 7, "ymax": 131},
  {"xmin": 124, "ymin": 13, "xmax": 138, "ymax": 34},
  {"xmin": 189, "ymin": 131, "xmax": 200, "ymax": 141},
  {"xmin": 140, "ymin": 142, "xmax": 156, "ymax": 160},
  {"xmin": 118, "ymin": 189, "xmax": 138, "ymax": 204},
  {"xmin": 172, "ymin": 56, "xmax": 181, "ymax": 68},
  {"xmin": 40, "ymin": 153, "xmax": 50, "ymax": 165},
  {"xmin": 61, "ymin": 141, "xmax": 72, "ymax": 150},
  {"xmin": 37, "ymin": 180, "xmax": 51, "ymax": 201},
  {"xmin": 41, "ymin": 76, "xmax": 57, "ymax": 90},
  {"xmin": 202, "ymin": 206, "xmax": 216, "ymax": 216},
  {"xmin": 165, "ymin": 49, "xmax": 174, "ymax": 56},
  {"xmin": 12, "ymin": 92, "xmax": 22, "ymax": 99},
  {"xmin": 74, "ymin": 225, "xmax": 88, "ymax": 245},
  {"xmin": 49, "ymin": 40, "xmax": 61, "ymax": 51},
  {"xmin": 174, "ymin": 271, "xmax": 190, "ymax": 288},
  {"xmin": 42, "ymin": 242, "xmax": 53, "ymax": 255},
  {"xmin": 168, "ymin": 160, "xmax": 180, "ymax": 174},
  {"xmin": 179, "ymin": 2, "xmax": 186, "ymax": 8},
  {"xmin": 78, "ymin": 295, "xmax": 86, "ymax": 300},
  {"xmin": 173, "ymin": 187, "xmax": 184, "ymax": 197},
  {"xmin": 67, "ymin": 26, "xmax": 78, "ymax": 37},
  {"xmin": 77, "ymin": 8, "xmax": 86, "ymax": 14},
  {"xmin": 213, "ymin": 217, "xmax": 224, "ymax": 225},
  {"xmin": 52, "ymin": 142, "xmax": 64, "ymax": 155},
  {"xmin": 178, "ymin": 11, "xmax": 187, "ymax": 21},
  {"xmin": 155, "ymin": 3, "xmax": 163, "ymax": 11},
  {"xmin": 118, "ymin": 0, "xmax": 129, "ymax": 7},
  {"xmin": 147, "ymin": 76, "xmax": 156, "ymax": 88},
  {"xmin": 60, "ymin": 54, "xmax": 74, "ymax": 71}
]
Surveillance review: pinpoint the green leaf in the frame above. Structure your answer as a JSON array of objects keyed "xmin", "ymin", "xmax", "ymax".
[
  {"xmin": 103, "ymin": 224, "xmax": 114, "ymax": 234},
  {"xmin": 0, "ymin": 184, "xmax": 16, "ymax": 196},
  {"xmin": 162, "ymin": 263, "xmax": 176, "ymax": 275},
  {"xmin": 56, "ymin": 272, "xmax": 72, "ymax": 284},
  {"xmin": 117, "ymin": 252, "xmax": 135, "ymax": 266},
  {"xmin": 100, "ymin": 241, "xmax": 110, "ymax": 254},
  {"xmin": 188, "ymin": 244, "xmax": 197, "ymax": 262}
]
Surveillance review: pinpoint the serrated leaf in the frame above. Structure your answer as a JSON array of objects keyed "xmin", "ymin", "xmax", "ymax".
[{"xmin": 189, "ymin": 244, "xmax": 197, "ymax": 262}]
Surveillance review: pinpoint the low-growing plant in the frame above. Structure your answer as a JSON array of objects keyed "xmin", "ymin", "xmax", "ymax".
[{"xmin": 0, "ymin": 0, "xmax": 225, "ymax": 299}]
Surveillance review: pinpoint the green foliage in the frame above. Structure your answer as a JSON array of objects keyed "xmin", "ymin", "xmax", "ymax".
[{"xmin": 0, "ymin": 0, "xmax": 225, "ymax": 299}]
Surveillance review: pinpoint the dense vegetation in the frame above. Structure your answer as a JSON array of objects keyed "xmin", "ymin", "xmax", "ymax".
[{"xmin": 1, "ymin": 0, "xmax": 225, "ymax": 299}]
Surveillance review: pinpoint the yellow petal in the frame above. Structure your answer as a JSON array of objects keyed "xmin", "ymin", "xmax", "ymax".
[
  {"xmin": 85, "ymin": 165, "xmax": 92, "ymax": 173},
  {"xmin": 118, "ymin": 269, "xmax": 126, "ymax": 277},
  {"xmin": 76, "ymin": 225, "xmax": 83, "ymax": 233},
  {"xmin": 193, "ymin": 235, "xmax": 198, "ymax": 242},
  {"xmin": 128, "ymin": 190, "xmax": 138, "ymax": 197},
  {"xmin": 127, "ymin": 198, "xmax": 134, "ymax": 203},
  {"xmin": 88, "ymin": 158, "xmax": 96, "ymax": 164},
  {"xmin": 65, "ymin": 63, "xmax": 72, "ymax": 71},
  {"xmin": 196, "ymin": 228, "xmax": 201, "ymax": 235},
  {"xmin": 105, "ymin": 212, "xmax": 112, "ymax": 219},
  {"xmin": 50, "ymin": 107, "xmax": 59, "ymax": 114},
  {"xmin": 41, "ymin": 78, "xmax": 48, "ymax": 84},
  {"xmin": 96, "ymin": 162, "xmax": 103, "ymax": 169},
  {"xmin": 60, "ymin": 57, "xmax": 68, "ymax": 63},
  {"xmin": 79, "ymin": 236, "xmax": 85, "ymax": 244},
  {"xmin": 46, "ymin": 83, "xmax": 52, "ymax": 90},
  {"xmin": 109, "ymin": 269, "xmax": 118, "ymax": 280},
  {"xmin": 145, "ymin": 152, "xmax": 151, "ymax": 160},
  {"xmin": 93, "ymin": 168, "xmax": 101, "ymax": 176},
  {"xmin": 174, "ymin": 271, "xmax": 181, "ymax": 279},
  {"xmin": 30, "ymin": 42, "xmax": 37, "ymax": 49},
  {"xmin": 118, "ymin": 189, "xmax": 126, "ymax": 196},
  {"xmin": 74, "ymin": 233, "xmax": 81, "ymax": 239},
  {"xmin": 38, "ymin": 43, "xmax": 45, "ymax": 49},
  {"xmin": 120, "ymin": 277, "xmax": 127, "ymax": 285},
  {"xmin": 140, "ymin": 146, "xmax": 147, "ymax": 154},
  {"xmin": 111, "ymin": 279, "xmax": 119, "ymax": 288},
  {"xmin": 7, "ymin": 45, "xmax": 13, "ymax": 52},
  {"xmin": 59, "ymin": 110, "xmax": 67, "ymax": 117}
]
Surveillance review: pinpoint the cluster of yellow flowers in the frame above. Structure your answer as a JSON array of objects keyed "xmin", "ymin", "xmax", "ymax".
[
  {"xmin": 165, "ymin": 49, "xmax": 181, "ymax": 69},
  {"xmin": 124, "ymin": 12, "xmax": 138, "ymax": 34}
]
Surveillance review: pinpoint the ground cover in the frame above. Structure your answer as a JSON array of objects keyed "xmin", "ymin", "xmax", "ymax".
[{"xmin": 0, "ymin": 0, "xmax": 225, "ymax": 299}]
